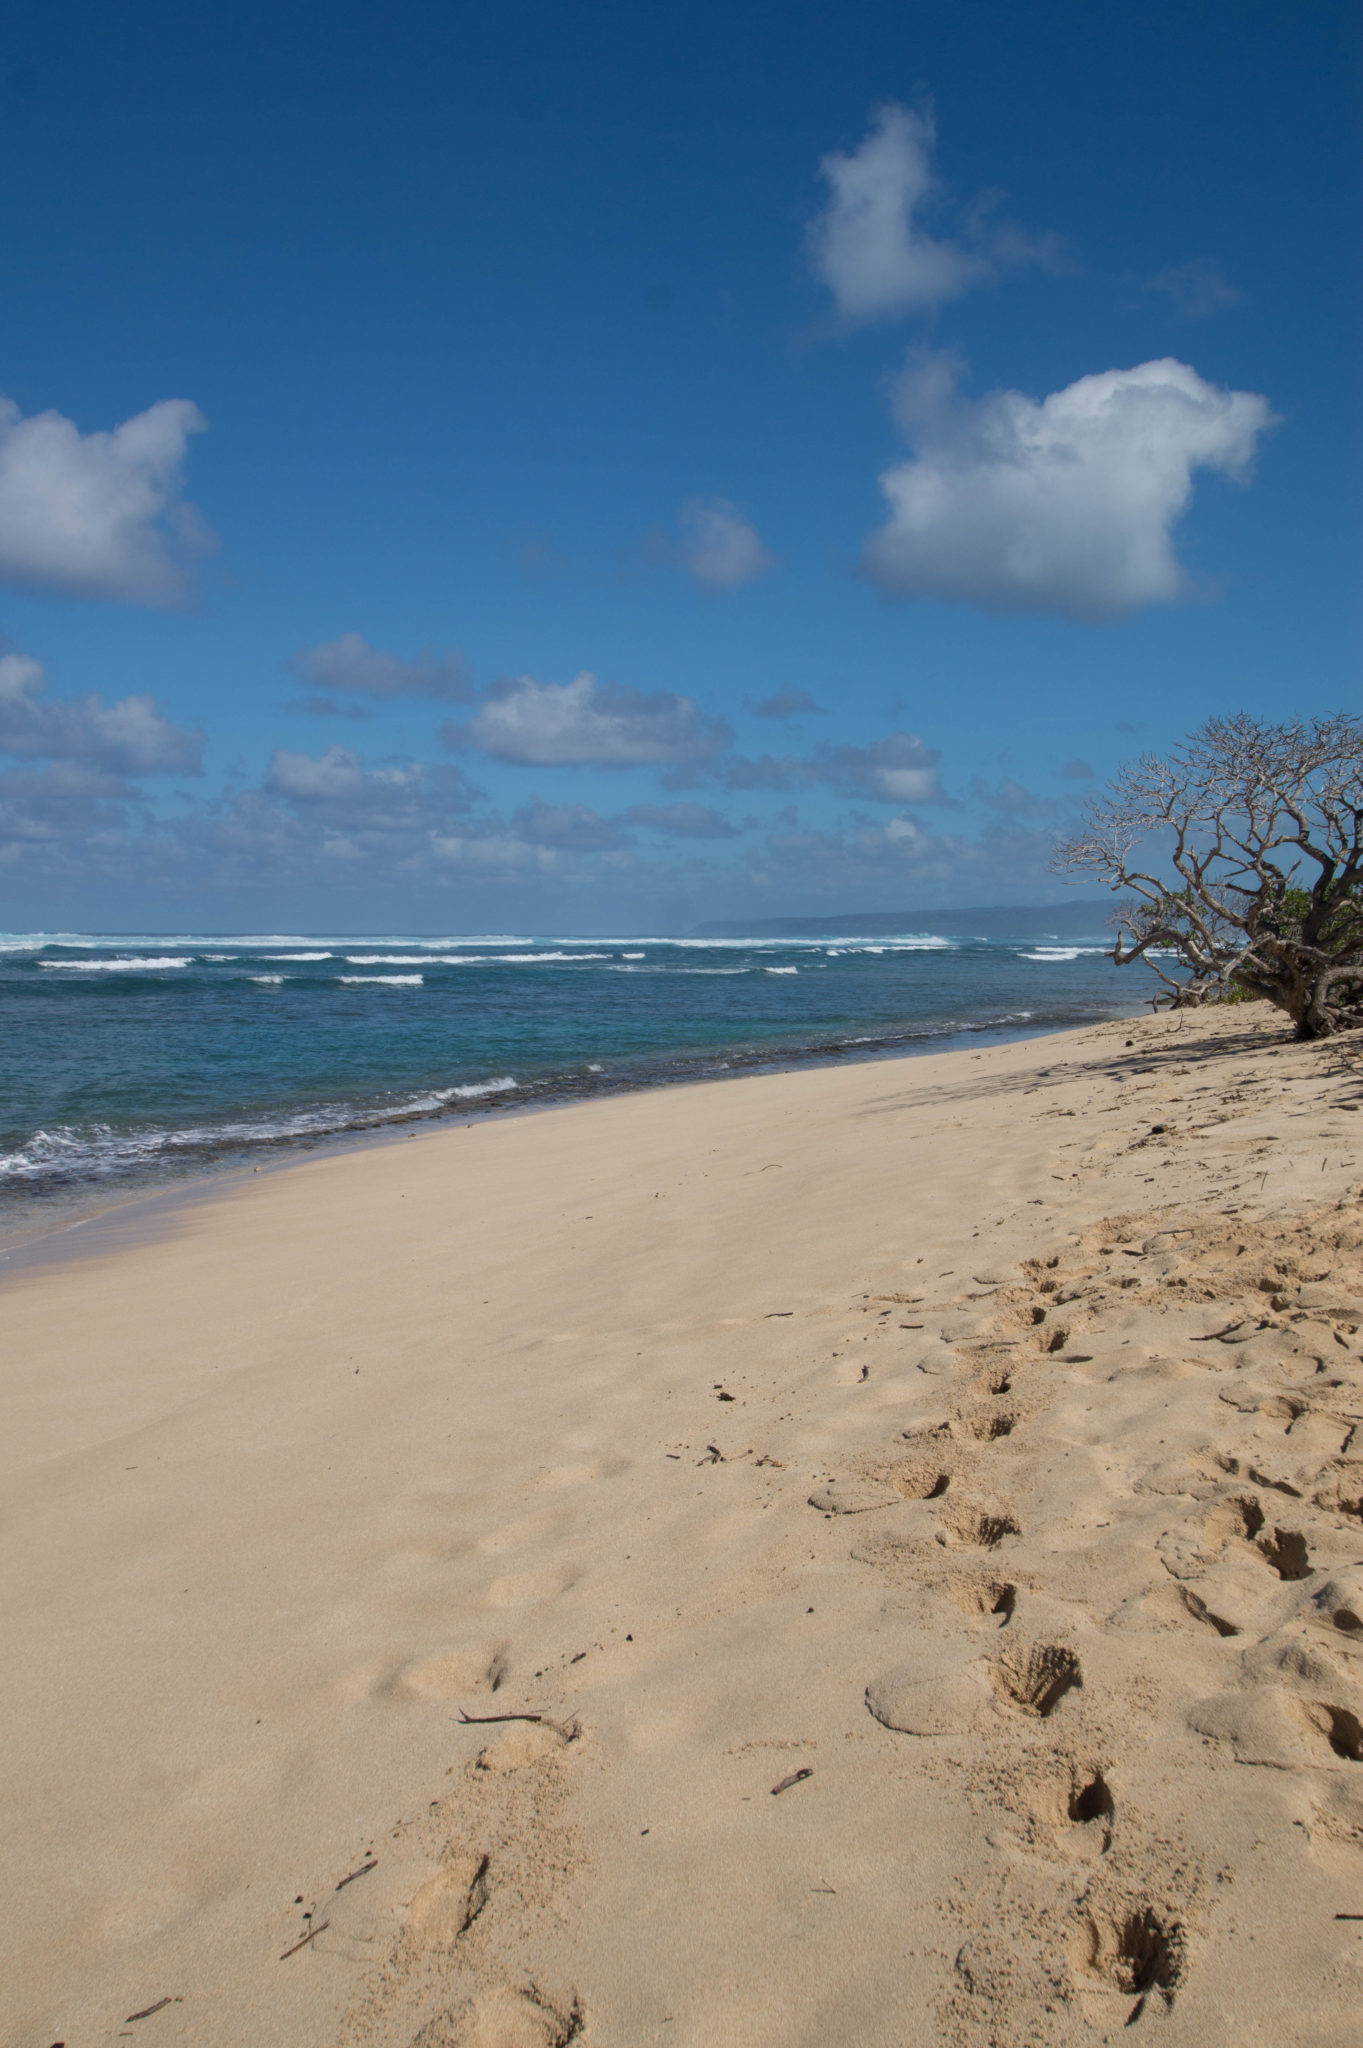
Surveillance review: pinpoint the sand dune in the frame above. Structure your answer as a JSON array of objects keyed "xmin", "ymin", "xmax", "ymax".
[{"xmin": 3, "ymin": 1007, "xmax": 1362, "ymax": 2046}]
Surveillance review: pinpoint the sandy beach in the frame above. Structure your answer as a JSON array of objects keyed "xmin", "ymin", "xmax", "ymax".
[{"xmin": 4, "ymin": 1007, "xmax": 1362, "ymax": 2048}]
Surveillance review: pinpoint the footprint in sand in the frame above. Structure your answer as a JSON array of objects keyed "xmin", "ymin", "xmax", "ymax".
[
  {"xmin": 398, "ymin": 1646, "xmax": 509, "ymax": 1699},
  {"xmin": 938, "ymin": 1497, "xmax": 1021, "ymax": 1548},
  {"xmin": 1026, "ymin": 1756, "xmax": 1114, "ymax": 1839},
  {"xmin": 1159, "ymin": 1582, "xmax": 1241, "ymax": 1637},
  {"xmin": 951, "ymin": 1405, "xmax": 1017, "ymax": 1442},
  {"xmin": 989, "ymin": 1641, "xmax": 1082, "ymax": 1718},
  {"xmin": 889, "ymin": 1453, "xmax": 951, "ymax": 1500},
  {"xmin": 865, "ymin": 1642, "xmax": 992, "ymax": 1735},
  {"xmin": 1069, "ymin": 1891, "xmax": 1184, "ymax": 2016},
  {"xmin": 1254, "ymin": 1524, "xmax": 1312, "ymax": 1580},
  {"xmin": 1313, "ymin": 1462, "xmax": 1363, "ymax": 1521},
  {"xmin": 952, "ymin": 1575, "xmax": 1016, "ymax": 1624},
  {"xmin": 475, "ymin": 1719, "xmax": 579, "ymax": 1774},
  {"xmin": 1189, "ymin": 1676, "xmax": 1362, "ymax": 1768},
  {"xmin": 1312, "ymin": 1568, "xmax": 1363, "ymax": 1636},
  {"xmin": 408, "ymin": 1851, "xmax": 491, "ymax": 1947},
  {"xmin": 422, "ymin": 1984, "xmax": 584, "ymax": 2047},
  {"xmin": 807, "ymin": 1475, "xmax": 901, "ymax": 1514}
]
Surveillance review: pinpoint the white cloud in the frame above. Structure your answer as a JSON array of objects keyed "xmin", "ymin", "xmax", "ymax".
[
  {"xmin": 450, "ymin": 672, "xmax": 731, "ymax": 768},
  {"xmin": 0, "ymin": 393, "xmax": 211, "ymax": 603},
  {"xmin": 808, "ymin": 106, "xmax": 989, "ymax": 323},
  {"xmin": 865, "ymin": 355, "xmax": 1275, "ymax": 620},
  {"xmin": 288, "ymin": 631, "xmax": 471, "ymax": 705},
  {"xmin": 0, "ymin": 650, "xmax": 203, "ymax": 773},
  {"xmin": 677, "ymin": 498, "xmax": 774, "ymax": 590}
]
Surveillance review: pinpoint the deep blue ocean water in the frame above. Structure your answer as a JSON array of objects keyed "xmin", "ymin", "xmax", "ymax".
[{"xmin": 0, "ymin": 927, "xmax": 1146, "ymax": 1220}]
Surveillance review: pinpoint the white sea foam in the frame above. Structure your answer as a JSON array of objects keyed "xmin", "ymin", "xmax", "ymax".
[
  {"xmin": 764, "ymin": 965, "xmax": 798, "ymax": 975},
  {"xmin": 39, "ymin": 955, "xmax": 192, "ymax": 972},
  {"xmin": 250, "ymin": 974, "xmax": 285, "ymax": 985},
  {"xmin": 344, "ymin": 955, "xmax": 441, "ymax": 965},
  {"xmin": 270, "ymin": 951, "xmax": 332, "ymax": 961},
  {"xmin": 338, "ymin": 974, "xmax": 423, "ymax": 986},
  {"xmin": 1019, "ymin": 946, "xmax": 1107, "ymax": 962},
  {"xmin": 0, "ymin": 1074, "xmax": 523, "ymax": 1182},
  {"xmin": 622, "ymin": 951, "xmax": 645, "ymax": 959},
  {"xmin": 201, "ymin": 953, "xmax": 232, "ymax": 961}
]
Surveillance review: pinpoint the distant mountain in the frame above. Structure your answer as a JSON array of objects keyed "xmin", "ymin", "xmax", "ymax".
[{"xmin": 691, "ymin": 899, "xmax": 1119, "ymax": 940}]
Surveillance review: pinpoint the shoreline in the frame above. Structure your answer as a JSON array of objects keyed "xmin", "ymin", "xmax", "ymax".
[
  {"xmin": 0, "ymin": 1001, "xmax": 1144, "ymax": 1274},
  {"xmin": 4, "ymin": 1004, "xmax": 1360, "ymax": 2047}
]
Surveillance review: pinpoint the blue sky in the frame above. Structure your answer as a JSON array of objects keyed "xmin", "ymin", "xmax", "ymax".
[{"xmin": 0, "ymin": 0, "xmax": 1356, "ymax": 932}]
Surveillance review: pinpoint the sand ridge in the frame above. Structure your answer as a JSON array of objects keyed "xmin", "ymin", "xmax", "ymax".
[{"xmin": 2, "ymin": 1007, "xmax": 1362, "ymax": 2045}]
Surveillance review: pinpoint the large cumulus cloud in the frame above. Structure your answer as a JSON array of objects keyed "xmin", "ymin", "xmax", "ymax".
[{"xmin": 864, "ymin": 355, "xmax": 1275, "ymax": 620}]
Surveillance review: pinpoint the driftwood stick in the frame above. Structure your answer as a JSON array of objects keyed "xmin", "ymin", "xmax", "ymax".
[
  {"xmin": 125, "ymin": 1997, "xmax": 179, "ymax": 2022},
  {"xmin": 280, "ymin": 1920, "xmax": 329, "ymax": 1960},
  {"xmin": 770, "ymin": 1767, "xmax": 814, "ymax": 1796},
  {"xmin": 335, "ymin": 1858, "xmax": 378, "ymax": 1891},
  {"xmin": 455, "ymin": 1708, "xmax": 546, "ymax": 1725}
]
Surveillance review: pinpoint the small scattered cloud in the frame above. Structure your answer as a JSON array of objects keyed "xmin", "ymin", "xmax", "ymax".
[
  {"xmin": 1136, "ymin": 257, "xmax": 1246, "ymax": 323},
  {"xmin": 753, "ymin": 688, "xmax": 826, "ymax": 719},
  {"xmin": 511, "ymin": 533, "xmax": 571, "ymax": 581},
  {"xmin": 865, "ymin": 353, "xmax": 1276, "ymax": 620},
  {"xmin": 286, "ymin": 692, "xmax": 374, "ymax": 721},
  {"xmin": 968, "ymin": 775, "xmax": 1059, "ymax": 819},
  {"xmin": 677, "ymin": 498, "xmax": 774, "ymax": 591},
  {"xmin": 808, "ymin": 105, "xmax": 986, "ymax": 322},
  {"xmin": 813, "ymin": 731, "xmax": 943, "ymax": 804},
  {"xmin": 448, "ymin": 671, "xmax": 731, "ymax": 769},
  {"xmin": 0, "ymin": 392, "xmax": 211, "ymax": 604},
  {"xmin": 288, "ymin": 631, "xmax": 471, "ymax": 707},
  {"xmin": 807, "ymin": 105, "xmax": 1053, "ymax": 325},
  {"xmin": 720, "ymin": 730, "xmax": 942, "ymax": 803},
  {"xmin": 722, "ymin": 752, "xmax": 813, "ymax": 793},
  {"xmin": 512, "ymin": 799, "xmax": 628, "ymax": 851},
  {"xmin": 625, "ymin": 802, "xmax": 741, "ymax": 839},
  {"xmin": 1059, "ymin": 757, "xmax": 1095, "ymax": 780},
  {"xmin": 0, "ymin": 650, "xmax": 203, "ymax": 774}
]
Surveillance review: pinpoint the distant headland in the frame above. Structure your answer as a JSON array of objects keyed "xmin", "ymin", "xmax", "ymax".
[{"xmin": 691, "ymin": 898, "xmax": 1117, "ymax": 940}]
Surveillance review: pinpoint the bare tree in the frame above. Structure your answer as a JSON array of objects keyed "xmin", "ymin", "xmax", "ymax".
[{"xmin": 1055, "ymin": 714, "xmax": 1363, "ymax": 1040}]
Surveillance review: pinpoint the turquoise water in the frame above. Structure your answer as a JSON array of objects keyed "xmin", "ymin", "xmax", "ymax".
[{"xmin": 0, "ymin": 927, "xmax": 1143, "ymax": 1214}]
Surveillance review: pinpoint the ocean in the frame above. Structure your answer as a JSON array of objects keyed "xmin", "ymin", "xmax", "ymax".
[{"xmin": 0, "ymin": 926, "xmax": 1146, "ymax": 1231}]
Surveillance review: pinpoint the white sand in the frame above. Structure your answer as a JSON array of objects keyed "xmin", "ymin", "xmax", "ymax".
[{"xmin": 3, "ymin": 1008, "xmax": 1362, "ymax": 2047}]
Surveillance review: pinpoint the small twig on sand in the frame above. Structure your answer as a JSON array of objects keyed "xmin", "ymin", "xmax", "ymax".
[
  {"xmin": 125, "ymin": 1997, "xmax": 181, "ymax": 2023},
  {"xmin": 700, "ymin": 1444, "xmax": 726, "ymax": 1463},
  {"xmin": 455, "ymin": 1708, "xmax": 546, "ymax": 1725},
  {"xmin": 764, "ymin": 1310, "xmax": 793, "ymax": 1318},
  {"xmin": 280, "ymin": 1920, "xmax": 329, "ymax": 1960},
  {"xmin": 770, "ymin": 1768, "xmax": 814, "ymax": 1796},
  {"xmin": 335, "ymin": 1859, "xmax": 378, "ymax": 1891}
]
